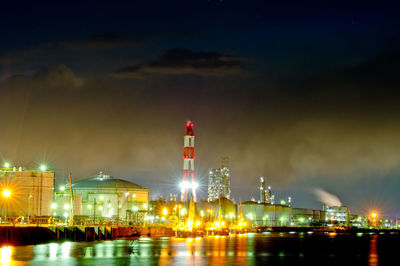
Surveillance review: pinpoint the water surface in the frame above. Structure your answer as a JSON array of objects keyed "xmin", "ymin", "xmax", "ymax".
[{"xmin": 1, "ymin": 232, "xmax": 398, "ymax": 265}]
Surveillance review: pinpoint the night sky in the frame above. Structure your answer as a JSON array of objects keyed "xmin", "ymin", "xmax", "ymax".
[{"xmin": 1, "ymin": 1, "xmax": 400, "ymax": 216}]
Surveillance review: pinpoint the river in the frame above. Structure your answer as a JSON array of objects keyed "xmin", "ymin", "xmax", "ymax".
[{"xmin": 0, "ymin": 232, "xmax": 398, "ymax": 265}]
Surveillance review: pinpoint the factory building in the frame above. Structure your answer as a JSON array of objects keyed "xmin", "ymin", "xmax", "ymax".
[
  {"xmin": 0, "ymin": 166, "xmax": 54, "ymax": 219},
  {"xmin": 292, "ymin": 208, "xmax": 326, "ymax": 226},
  {"xmin": 208, "ymin": 157, "xmax": 231, "ymax": 201},
  {"xmin": 197, "ymin": 197, "xmax": 237, "ymax": 221},
  {"xmin": 325, "ymin": 206, "xmax": 350, "ymax": 226},
  {"xmin": 53, "ymin": 172, "xmax": 150, "ymax": 224},
  {"xmin": 242, "ymin": 201, "xmax": 292, "ymax": 226}
]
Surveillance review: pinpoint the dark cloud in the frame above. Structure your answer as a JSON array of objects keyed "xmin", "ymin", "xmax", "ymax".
[
  {"xmin": 61, "ymin": 33, "xmax": 148, "ymax": 50},
  {"xmin": 289, "ymin": 42, "xmax": 400, "ymax": 113},
  {"xmin": 0, "ymin": 32, "xmax": 149, "ymax": 68},
  {"xmin": 111, "ymin": 48, "xmax": 244, "ymax": 78}
]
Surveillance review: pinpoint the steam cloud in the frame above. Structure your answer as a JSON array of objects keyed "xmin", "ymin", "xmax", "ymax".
[{"xmin": 314, "ymin": 188, "xmax": 342, "ymax": 207}]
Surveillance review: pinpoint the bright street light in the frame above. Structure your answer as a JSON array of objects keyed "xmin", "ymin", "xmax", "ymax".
[
  {"xmin": 2, "ymin": 190, "xmax": 11, "ymax": 198},
  {"xmin": 162, "ymin": 208, "xmax": 168, "ymax": 216},
  {"xmin": 2, "ymin": 189, "xmax": 11, "ymax": 223},
  {"xmin": 179, "ymin": 181, "xmax": 198, "ymax": 189},
  {"xmin": 180, "ymin": 208, "xmax": 186, "ymax": 216}
]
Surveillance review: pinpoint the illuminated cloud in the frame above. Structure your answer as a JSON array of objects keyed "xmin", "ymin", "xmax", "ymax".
[{"xmin": 2, "ymin": 64, "xmax": 82, "ymax": 90}]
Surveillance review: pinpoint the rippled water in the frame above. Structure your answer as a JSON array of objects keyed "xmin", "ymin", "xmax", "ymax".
[{"xmin": 1, "ymin": 232, "xmax": 398, "ymax": 265}]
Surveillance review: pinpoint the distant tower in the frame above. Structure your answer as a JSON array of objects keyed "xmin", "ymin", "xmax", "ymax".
[
  {"xmin": 260, "ymin": 177, "xmax": 266, "ymax": 203},
  {"xmin": 181, "ymin": 121, "xmax": 196, "ymax": 202},
  {"xmin": 208, "ymin": 157, "xmax": 231, "ymax": 201},
  {"xmin": 266, "ymin": 186, "xmax": 272, "ymax": 203},
  {"xmin": 220, "ymin": 157, "xmax": 231, "ymax": 199}
]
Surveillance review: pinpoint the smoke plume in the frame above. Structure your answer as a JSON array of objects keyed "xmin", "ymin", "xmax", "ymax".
[{"xmin": 314, "ymin": 188, "xmax": 342, "ymax": 207}]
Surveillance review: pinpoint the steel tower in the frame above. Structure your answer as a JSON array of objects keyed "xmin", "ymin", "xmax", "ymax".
[{"xmin": 181, "ymin": 120, "xmax": 197, "ymax": 202}]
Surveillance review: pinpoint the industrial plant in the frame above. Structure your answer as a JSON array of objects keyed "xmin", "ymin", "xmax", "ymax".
[{"xmin": 0, "ymin": 120, "xmax": 397, "ymax": 239}]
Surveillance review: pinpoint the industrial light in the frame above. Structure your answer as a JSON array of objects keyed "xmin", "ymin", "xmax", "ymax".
[
  {"xmin": 3, "ymin": 162, "xmax": 10, "ymax": 168},
  {"xmin": 179, "ymin": 181, "xmax": 199, "ymax": 189},
  {"xmin": 64, "ymin": 204, "xmax": 69, "ymax": 210},
  {"xmin": 180, "ymin": 208, "xmax": 186, "ymax": 216},
  {"xmin": 51, "ymin": 203, "xmax": 57, "ymax": 209},
  {"xmin": 0, "ymin": 246, "xmax": 11, "ymax": 263},
  {"xmin": 59, "ymin": 185, "xmax": 65, "ymax": 191},
  {"xmin": 2, "ymin": 189, "xmax": 11, "ymax": 198},
  {"xmin": 40, "ymin": 164, "xmax": 47, "ymax": 171},
  {"xmin": 132, "ymin": 206, "xmax": 139, "ymax": 211},
  {"xmin": 87, "ymin": 205, "xmax": 92, "ymax": 209},
  {"xmin": 162, "ymin": 208, "xmax": 168, "ymax": 216}
]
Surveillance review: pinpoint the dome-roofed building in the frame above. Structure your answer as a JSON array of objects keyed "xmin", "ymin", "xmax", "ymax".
[
  {"xmin": 54, "ymin": 172, "xmax": 150, "ymax": 224},
  {"xmin": 72, "ymin": 174, "xmax": 147, "ymax": 191}
]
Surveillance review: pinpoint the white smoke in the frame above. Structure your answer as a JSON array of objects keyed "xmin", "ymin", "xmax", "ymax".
[{"xmin": 314, "ymin": 188, "xmax": 342, "ymax": 207}]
